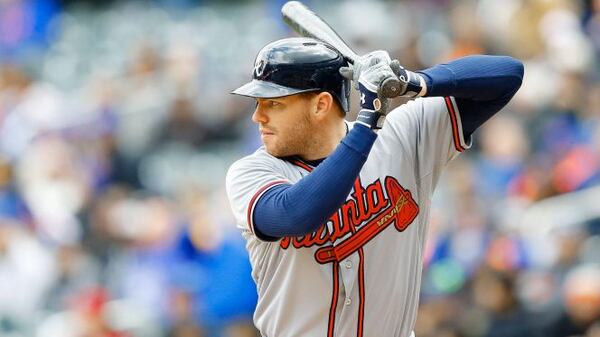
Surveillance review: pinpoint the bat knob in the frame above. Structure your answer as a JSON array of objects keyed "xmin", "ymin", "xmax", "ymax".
[{"xmin": 379, "ymin": 76, "xmax": 402, "ymax": 98}]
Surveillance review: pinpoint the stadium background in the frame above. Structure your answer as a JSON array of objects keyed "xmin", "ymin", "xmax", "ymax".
[{"xmin": 0, "ymin": 0, "xmax": 599, "ymax": 336}]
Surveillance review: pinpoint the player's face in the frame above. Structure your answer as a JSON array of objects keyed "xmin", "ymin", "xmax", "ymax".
[{"xmin": 252, "ymin": 95, "xmax": 318, "ymax": 157}]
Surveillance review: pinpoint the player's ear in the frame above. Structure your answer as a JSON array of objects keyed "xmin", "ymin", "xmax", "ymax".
[{"xmin": 312, "ymin": 92, "xmax": 333, "ymax": 120}]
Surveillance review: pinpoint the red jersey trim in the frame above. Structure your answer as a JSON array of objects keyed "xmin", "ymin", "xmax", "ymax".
[
  {"xmin": 246, "ymin": 180, "xmax": 289, "ymax": 234},
  {"xmin": 288, "ymin": 158, "xmax": 313, "ymax": 172},
  {"xmin": 327, "ymin": 263, "xmax": 339, "ymax": 337},
  {"xmin": 288, "ymin": 157, "xmax": 346, "ymax": 335},
  {"xmin": 444, "ymin": 96, "xmax": 466, "ymax": 153},
  {"xmin": 357, "ymin": 249, "xmax": 365, "ymax": 337},
  {"xmin": 347, "ymin": 209, "xmax": 365, "ymax": 337}
]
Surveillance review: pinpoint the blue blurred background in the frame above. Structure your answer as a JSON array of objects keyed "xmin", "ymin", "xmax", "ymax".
[{"xmin": 0, "ymin": 0, "xmax": 599, "ymax": 336}]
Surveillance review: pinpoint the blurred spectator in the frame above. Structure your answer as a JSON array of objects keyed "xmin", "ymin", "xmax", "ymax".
[
  {"xmin": 70, "ymin": 287, "xmax": 130, "ymax": 337},
  {"xmin": 0, "ymin": 223, "xmax": 56, "ymax": 335},
  {"xmin": 587, "ymin": 321, "xmax": 600, "ymax": 337},
  {"xmin": 475, "ymin": 115, "xmax": 529, "ymax": 202},
  {"xmin": 0, "ymin": 65, "xmax": 73, "ymax": 161},
  {"xmin": 154, "ymin": 96, "xmax": 212, "ymax": 149},
  {"xmin": 543, "ymin": 264, "xmax": 600, "ymax": 337},
  {"xmin": 102, "ymin": 194, "xmax": 180, "ymax": 324},
  {"xmin": 43, "ymin": 244, "xmax": 101, "ymax": 313},
  {"xmin": 113, "ymin": 43, "xmax": 169, "ymax": 185},
  {"xmin": 170, "ymin": 187, "xmax": 258, "ymax": 337},
  {"xmin": 0, "ymin": 154, "xmax": 30, "ymax": 224},
  {"xmin": 16, "ymin": 135, "xmax": 92, "ymax": 245},
  {"xmin": 471, "ymin": 267, "xmax": 536, "ymax": 337},
  {"xmin": 36, "ymin": 287, "xmax": 132, "ymax": 337},
  {"xmin": 0, "ymin": 0, "xmax": 60, "ymax": 58}
]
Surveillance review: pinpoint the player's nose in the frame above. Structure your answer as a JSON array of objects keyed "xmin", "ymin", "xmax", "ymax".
[{"xmin": 252, "ymin": 105, "xmax": 269, "ymax": 124}]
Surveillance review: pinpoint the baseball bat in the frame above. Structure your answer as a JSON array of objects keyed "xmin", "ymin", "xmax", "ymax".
[{"xmin": 281, "ymin": 1, "xmax": 402, "ymax": 98}]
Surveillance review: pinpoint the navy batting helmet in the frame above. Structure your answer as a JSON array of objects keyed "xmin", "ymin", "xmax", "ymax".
[{"xmin": 232, "ymin": 37, "xmax": 351, "ymax": 112}]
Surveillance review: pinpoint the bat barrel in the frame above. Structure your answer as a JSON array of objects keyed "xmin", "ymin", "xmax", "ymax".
[
  {"xmin": 282, "ymin": 1, "xmax": 402, "ymax": 99},
  {"xmin": 282, "ymin": 1, "xmax": 358, "ymax": 64}
]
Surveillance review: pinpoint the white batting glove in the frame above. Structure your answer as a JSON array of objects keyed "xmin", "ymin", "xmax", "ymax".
[
  {"xmin": 339, "ymin": 50, "xmax": 392, "ymax": 90},
  {"xmin": 341, "ymin": 51, "xmax": 427, "ymax": 98}
]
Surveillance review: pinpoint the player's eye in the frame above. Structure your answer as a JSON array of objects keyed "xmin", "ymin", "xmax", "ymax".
[{"xmin": 256, "ymin": 99, "xmax": 282, "ymax": 109}]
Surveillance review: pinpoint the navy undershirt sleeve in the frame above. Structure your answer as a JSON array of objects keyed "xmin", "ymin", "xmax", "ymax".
[
  {"xmin": 418, "ymin": 55, "xmax": 524, "ymax": 138},
  {"xmin": 253, "ymin": 124, "xmax": 376, "ymax": 241}
]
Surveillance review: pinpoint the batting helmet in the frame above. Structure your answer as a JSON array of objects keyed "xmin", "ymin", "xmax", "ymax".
[{"xmin": 232, "ymin": 37, "xmax": 351, "ymax": 112}]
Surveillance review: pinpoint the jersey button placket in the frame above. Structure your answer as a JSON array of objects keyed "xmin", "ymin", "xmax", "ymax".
[
  {"xmin": 344, "ymin": 298, "xmax": 352, "ymax": 306},
  {"xmin": 344, "ymin": 260, "xmax": 352, "ymax": 269}
]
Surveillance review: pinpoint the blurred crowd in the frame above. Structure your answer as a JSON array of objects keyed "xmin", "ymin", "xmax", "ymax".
[{"xmin": 0, "ymin": 0, "xmax": 599, "ymax": 337}]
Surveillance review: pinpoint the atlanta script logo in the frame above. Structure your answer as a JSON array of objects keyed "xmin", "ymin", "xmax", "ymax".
[{"xmin": 280, "ymin": 176, "xmax": 419, "ymax": 264}]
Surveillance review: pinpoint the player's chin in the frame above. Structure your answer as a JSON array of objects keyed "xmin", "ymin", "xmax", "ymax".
[
  {"xmin": 264, "ymin": 142, "xmax": 289, "ymax": 158},
  {"xmin": 263, "ymin": 140, "xmax": 278, "ymax": 155},
  {"xmin": 261, "ymin": 134, "xmax": 274, "ymax": 147},
  {"xmin": 265, "ymin": 145, "xmax": 284, "ymax": 157}
]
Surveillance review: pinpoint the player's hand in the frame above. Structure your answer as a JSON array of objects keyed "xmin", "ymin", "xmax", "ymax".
[
  {"xmin": 354, "ymin": 61, "xmax": 396, "ymax": 130},
  {"xmin": 339, "ymin": 50, "xmax": 391, "ymax": 90},
  {"xmin": 341, "ymin": 51, "xmax": 427, "ymax": 99},
  {"xmin": 388, "ymin": 60, "xmax": 427, "ymax": 98}
]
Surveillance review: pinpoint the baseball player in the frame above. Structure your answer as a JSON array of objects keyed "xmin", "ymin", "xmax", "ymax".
[{"xmin": 226, "ymin": 37, "xmax": 523, "ymax": 337}]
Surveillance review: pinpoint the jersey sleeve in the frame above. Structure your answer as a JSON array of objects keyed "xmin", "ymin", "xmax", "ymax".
[
  {"xmin": 384, "ymin": 96, "xmax": 471, "ymax": 191},
  {"xmin": 225, "ymin": 155, "xmax": 291, "ymax": 237}
]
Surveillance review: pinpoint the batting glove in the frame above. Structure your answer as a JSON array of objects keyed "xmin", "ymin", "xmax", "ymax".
[
  {"xmin": 388, "ymin": 60, "xmax": 427, "ymax": 98},
  {"xmin": 355, "ymin": 61, "xmax": 396, "ymax": 129},
  {"xmin": 340, "ymin": 50, "xmax": 392, "ymax": 90},
  {"xmin": 340, "ymin": 51, "xmax": 427, "ymax": 99}
]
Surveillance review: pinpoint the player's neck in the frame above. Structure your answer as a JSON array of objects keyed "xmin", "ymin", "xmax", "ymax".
[{"xmin": 299, "ymin": 119, "xmax": 347, "ymax": 161}]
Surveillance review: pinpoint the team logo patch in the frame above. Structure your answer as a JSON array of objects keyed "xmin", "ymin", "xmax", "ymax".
[
  {"xmin": 254, "ymin": 59, "xmax": 266, "ymax": 77},
  {"xmin": 279, "ymin": 176, "xmax": 419, "ymax": 263}
]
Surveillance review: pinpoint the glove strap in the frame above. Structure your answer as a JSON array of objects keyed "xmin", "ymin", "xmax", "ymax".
[
  {"xmin": 358, "ymin": 83, "xmax": 379, "ymax": 110},
  {"xmin": 357, "ymin": 109, "xmax": 386, "ymax": 129},
  {"xmin": 396, "ymin": 68, "xmax": 425, "ymax": 98}
]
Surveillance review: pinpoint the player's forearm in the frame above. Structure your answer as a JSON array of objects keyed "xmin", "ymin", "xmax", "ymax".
[
  {"xmin": 418, "ymin": 55, "xmax": 524, "ymax": 137},
  {"xmin": 418, "ymin": 55, "xmax": 524, "ymax": 100},
  {"xmin": 253, "ymin": 124, "xmax": 376, "ymax": 240}
]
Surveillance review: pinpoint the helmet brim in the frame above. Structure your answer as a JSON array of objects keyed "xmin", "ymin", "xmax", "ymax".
[{"xmin": 231, "ymin": 79, "xmax": 318, "ymax": 99}]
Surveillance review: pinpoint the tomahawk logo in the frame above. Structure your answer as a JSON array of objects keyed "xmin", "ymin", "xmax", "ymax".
[{"xmin": 280, "ymin": 176, "xmax": 419, "ymax": 263}]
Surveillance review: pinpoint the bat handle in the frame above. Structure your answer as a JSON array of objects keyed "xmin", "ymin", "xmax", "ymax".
[
  {"xmin": 378, "ymin": 59, "xmax": 405, "ymax": 98},
  {"xmin": 379, "ymin": 76, "xmax": 402, "ymax": 98}
]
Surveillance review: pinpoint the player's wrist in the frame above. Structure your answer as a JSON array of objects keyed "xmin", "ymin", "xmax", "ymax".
[
  {"xmin": 357, "ymin": 81, "xmax": 389, "ymax": 130},
  {"xmin": 357, "ymin": 109, "xmax": 385, "ymax": 129},
  {"xmin": 395, "ymin": 68, "xmax": 427, "ymax": 98},
  {"xmin": 415, "ymin": 74, "xmax": 427, "ymax": 96},
  {"xmin": 342, "ymin": 122, "xmax": 377, "ymax": 156}
]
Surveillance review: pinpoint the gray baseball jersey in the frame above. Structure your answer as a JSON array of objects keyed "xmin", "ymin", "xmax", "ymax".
[{"xmin": 226, "ymin": 96, "xmax": 469, "ymax": 337}]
